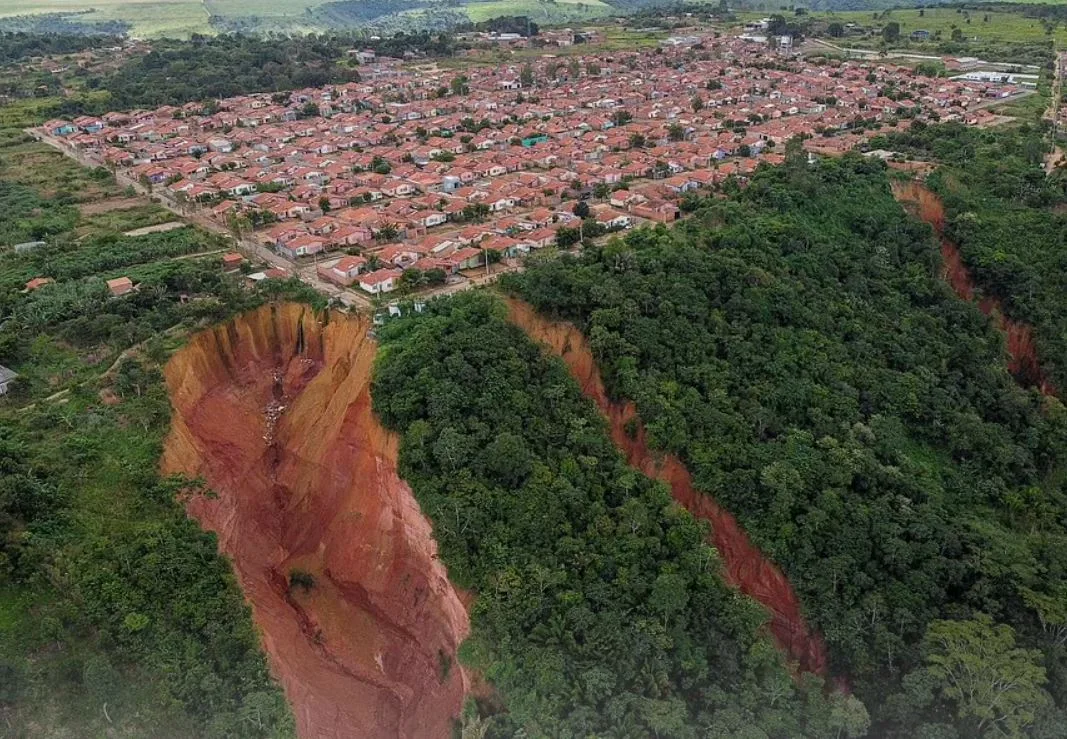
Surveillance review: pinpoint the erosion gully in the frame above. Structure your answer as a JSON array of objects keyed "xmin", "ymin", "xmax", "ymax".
[
  {"xmin": 892, "ymin": 180, "xmax": 1057, "ymax": 397},
  {"xmin": 161, "ymin": 303, "xmax": 470, "ymax": 738},
  {"xmin": 161, "ymin": 294, "xmax": 849, "ymax": 738},
  {"xmin": 505, "ymin": 298, "xmax": 832, "ymax": 679},
  {"xmin": 157, "ymin": 179, "xmax": 1056, "ymax": 738}
]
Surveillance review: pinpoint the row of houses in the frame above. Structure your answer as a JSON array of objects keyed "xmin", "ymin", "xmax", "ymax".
[{"xmin": 40, "ymin": 33, "xmax": 1017, "ymax": 268}]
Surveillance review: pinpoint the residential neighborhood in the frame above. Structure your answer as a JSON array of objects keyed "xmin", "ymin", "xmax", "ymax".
[
  {"xmin": 38, "ymin": 31, "xmax": 1023, "ymax": 295},
  {"xmin": 5, "ymin": 14, "xmax": 1067, "ymax": 739}
]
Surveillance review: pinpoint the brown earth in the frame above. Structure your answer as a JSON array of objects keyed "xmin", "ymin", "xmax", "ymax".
[
  {"xmin": 161, "ymin": 302, "xmax": 470, "ymax": 739},
  {"xmin": 505, "ymin": 298, "xmax": 830, "ymax": 678},
  {"xmin": 891, "ymin": 180, "xmax": 1057, "ymax": 397},
  {"xmin": 78, "ymin": 196, "xmax": 145, "ymax": 215}
]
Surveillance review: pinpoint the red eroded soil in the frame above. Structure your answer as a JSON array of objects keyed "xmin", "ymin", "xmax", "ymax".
[
  {"xmin": 505, "ymin": 298, "xmax": 829, "ymax": 678},
  {"xmin": 892, "ymin": 180, "xmax": 1057, "ymax": 397},
  {"xmin": 161, "ymin": 303, "xmax": 470, "ymax": 738}
]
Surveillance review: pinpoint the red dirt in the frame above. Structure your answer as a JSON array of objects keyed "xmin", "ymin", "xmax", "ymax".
[
  {"xmin": 161, "ymin": 303, "xmax": 470, "ymax": 739},
  {"xmin": 505, "ymin": 298, "xmax": 830, "ymax": 678},
  {"xmin": 891, "ymin": 180, "xmax": 1057, "ymax": 397}
]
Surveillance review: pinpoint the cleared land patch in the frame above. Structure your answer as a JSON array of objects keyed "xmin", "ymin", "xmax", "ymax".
[
  {"xmin": 78, "ymin": 196, "xmax": 146, "ymax": 216},
  {"xmin": 123, "ymin": 220, "xmax": 187, "ymax": 237}
]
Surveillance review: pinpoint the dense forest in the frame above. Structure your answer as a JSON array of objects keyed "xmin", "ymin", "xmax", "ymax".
[
  {"xmin": 0, "ymin": 15, "xmax": 128, "ymax": 38},
  {"xmin": 88, "ymin": 35, "xmax": 363, "ymax": 109},
  {"xmin": 74, "ymin": 32, "xmax": 461, "ymax": 109},
  {"xmin": 462, "ymin": 15, "xmax": 541, "ymax": 36},
  {"xmin": 870, "ymin": 122, "xmax": 1067, "ymax": 391},
  {"xmin": 0, "ymin": 31, "xmax": 123, "ymax": 63},
  {"xmin": 508, "ymin": 147, "xmax": 1067, "ymax": 736},
  {"xmin": 0, "ymin": 137, "xmax": 314, "ymax": 735},
  {"xmin": 372, "ymin": 291, "xmax": 870, "ymax": 737}
]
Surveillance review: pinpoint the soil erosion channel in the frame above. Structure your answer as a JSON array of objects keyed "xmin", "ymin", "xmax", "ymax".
[
  {"xmin": 892, "ymin": 180, "xmax": 1056, "ymax": 396},
  {"xmin": 161, "ymin": 302, "xmax": 469, "ymax": 738},
  {"xmin": 506, "ymin": 298, "xmax": 830, "ymax": 678}
]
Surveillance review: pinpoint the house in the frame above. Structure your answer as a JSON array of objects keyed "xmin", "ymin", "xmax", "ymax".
[
  {"xmin": 482, "ymin": 235, "xmax": 523, "ymax": 258},
  {"xmin": 277, "ymin": 234, "xmax": 326, "ymax": 258},
  {"xmin": 419, "ymin": 211, "xmax": 448, "ymax": 229},
  {"xmin": 107, "ymin": 276, "xmax": 136, "ymax": 297},
  {"xmin": 330, "ymin": 224, "xmax": 373, "ymax": 246},
  {"xmin": 0, "ymin": 365, "xmax": 17, "ymax": 395},
  {"xmin": 358, "ymin": 267, "xmax": 403, "ymax": 294},
  {"xmin": 594, "ymin": 208, "xmax": 633, "ymax": 229},
  {"xmin": 526, "ymin": 227, "xmax": 557, "ymax": 248},
  {"xmin": 222, "ymin": 253, "xmax": 245, "ymax": 272},
  {"xmin": 664, "ymin": 175, "xmax": 697, "ymax": 193},
  {"xmin": 246, "ymin": 267, "xmax": 291, "ymax": 286},
  {"xmin": 318, "ymin": 255, "xmax": 367, "ymax": 286},
  {"xmin": 632, "ymin": 201, "xmax": 679, "ymax": 223},
  {"xmin": 44, "ymin": 120, "xmax": 76, "ymax": 137},
  {"xmin": 378, "ymin": 243, "xmax": 425, "ymax": 268},
  {"xmin": 74, "ymin": 116, "xmax": 105, "ymax": 134},
  {"xmin": 442, "ymin": 247, "xmax": 484, "ymax": 272}
]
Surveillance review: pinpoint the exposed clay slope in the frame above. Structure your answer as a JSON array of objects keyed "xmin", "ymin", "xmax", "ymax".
[
  {"xmin": 161, "ymin": 303, "xmax": 469, "ymax": 739},
  {"xmin": 892, "ymin": 180, "xmax": 1056, "ymax": 396},
  {"xmin": 505, "ymin": 298, "xmax": 829, "ymax": 678}
]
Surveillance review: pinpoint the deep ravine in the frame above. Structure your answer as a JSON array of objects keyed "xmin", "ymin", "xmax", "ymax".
[
  {"xmin": 892, "ymin": 179, "xmax": 1057, "ymax": 397},
  {"xmin": 505, "ymin": 298, "xmax": 831, "ymax": 678},
  {"xmin": 161, "ymin": 303, "xmax": 470, "ymax": 738}
]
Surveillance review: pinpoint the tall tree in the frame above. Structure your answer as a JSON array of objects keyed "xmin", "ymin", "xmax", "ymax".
[{"xmin": 919, "ymin": 615, "xmax": 1051, "ymax": 737}]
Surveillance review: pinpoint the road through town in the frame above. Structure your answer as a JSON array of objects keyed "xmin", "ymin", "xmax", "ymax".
[{"xmin": 31, "ymin": 129, "xmax": 523, "ymax": 311}]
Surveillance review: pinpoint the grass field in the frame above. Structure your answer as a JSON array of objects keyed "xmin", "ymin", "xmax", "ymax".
[
  {"xmin": 792, "ymin": 7, "xmax": 1067, "ymax": 46},
  {"xmin": 0, "ymin": 0, "xmax": 625, "ymax": 35},
  {"xmin": 0, "ymin": 0, "xmax": 212, "ymax": 37},
  {"xmin": 465, "ymin": 0, "xmax": 611, "ymax": 23},
  {"xmin": 0, "ymin": 138, "xmax": 120, "ymax": 200},
  {"xmin": 0, "ymin": 0, "xmax": 613, "ymax": 35},
  {"xmin": 204, "ymin": 0, "xmax": 325, "ymax": 17}
]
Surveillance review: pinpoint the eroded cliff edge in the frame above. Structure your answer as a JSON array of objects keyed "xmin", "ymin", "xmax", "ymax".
[{"xmin": 161, "ymin": 302, "xmax": 469, "ymax": 738}]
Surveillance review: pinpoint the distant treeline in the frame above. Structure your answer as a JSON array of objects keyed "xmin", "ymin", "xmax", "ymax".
[
  {"xmin": 1, "ymin": 30, "xmax": 461, "ymax": 111},
  {"xmin": 0, "ymin": 29, "xmax": 124, "ymax": 63},
  {"xmin": 0, "ymin": 14, "xmax": 128, "ymax": 39},
  {"xmin": 85, "ymin": 35, "xmax": 362, "ymax": 108},
  {"xmin": 456, "ymin": 15, "xmax": 541, "ymax": 36},
  {"xmin": 210, "ymin": 0, "xmax": 468, "ymax": 34},
  {"xmin": 936, "ymin": 2, "xmax": 1067, "ymax": 24}
]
